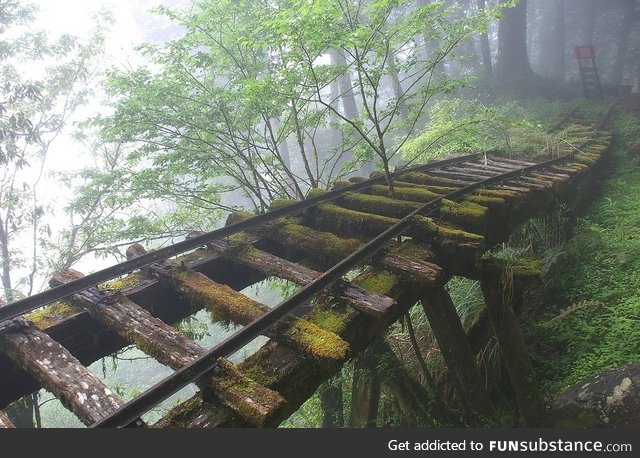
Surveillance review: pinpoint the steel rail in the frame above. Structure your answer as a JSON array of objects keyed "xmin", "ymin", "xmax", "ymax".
[
  {"xmin": 0, "ymin": 153, "xmax": 480, "ymax": 325},
  {"xmin": 91, "ymin": 145, "xmax": 593, "ymax": 428}
]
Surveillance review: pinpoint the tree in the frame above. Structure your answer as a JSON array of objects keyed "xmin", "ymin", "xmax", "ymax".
[
  {"xmin": 0, "ymin": 1, "xmax": 107, "ymax": 303},
  {"xmin": 496, "ymin": 0, "xmax": 532, "ymax": 79},
  {"xmin": 611, "ymin": 0, "xmax": 638, "ymax": 86}
]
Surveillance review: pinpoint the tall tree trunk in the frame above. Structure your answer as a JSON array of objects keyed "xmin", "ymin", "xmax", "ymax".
[
  {"xmin": 349, "ymin": 353, "xmax": 381, "ymax": 427},
  {"xmin": 496, "ymin": 0, "xmax": 533, "ymax": 79},
  {"xmin": 582, "ymin": 0, "xmax": 598, "ymax": 45},
  {"xmin": 553, "ymin": 0, "xmax": 566, "ymax": 81},
  {"xmin": 329, "ymin": 50, "xmax": 358, "ymax": 120},
  {"xmin": 477, "ymin": 0, "xmax": 493, "ymax": 78},
  {"xmin": 611, "ymin": 0, "xmax": 636, "ymax": 86},
  {"xmin": 416, "ymin": 0, "xmax": 447, "ymax": 77},
  {"xmin": 0, "ymin": 217, "xmax": 14, "ymax": 303}
]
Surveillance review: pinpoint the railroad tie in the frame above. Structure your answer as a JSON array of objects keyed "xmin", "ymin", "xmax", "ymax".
[{"xmin": 49, "ymin": 270, "xmax": 286, "ymax": 427}]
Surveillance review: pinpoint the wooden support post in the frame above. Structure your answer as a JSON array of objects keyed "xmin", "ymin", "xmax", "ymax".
[
  {"xmin": 319, "ymin": 376, "xmax": 344, "ymax": 428},
  {"xmin": 349, "ymin": 351, "xmax": 381, "ymax": 428},
  {"xmin": 420, "ymin": 286, "xmax": 496, "ymax": 425},
  {"xmin": 479, "ymin": 259, "xmax": 548, "ymax": 427}
]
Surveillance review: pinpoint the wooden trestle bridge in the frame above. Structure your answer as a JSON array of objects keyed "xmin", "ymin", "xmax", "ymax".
[{"xmin": 0, "ymin": 107, "xmax": 614, "ymax": 428}]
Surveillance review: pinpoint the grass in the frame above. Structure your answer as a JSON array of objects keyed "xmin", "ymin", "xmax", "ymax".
[{"xmin": 526, "ymin": 107, "xmax": 640, "ymax": 393}]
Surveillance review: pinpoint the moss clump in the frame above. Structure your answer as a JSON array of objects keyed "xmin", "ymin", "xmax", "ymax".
[
  {"xmin": 154, "ymin": 394, "xmax": 205, "ymax": 428},
  {"xmin": 340, "ymin": 192, "xmax": 419, "ymax": 219},
  {"xmin": 173, "ymin": 270, "xmax": 348, "ymax": 361},
  {"xmin": 226, "ymin": 232, "xmax": 256, "ymax": 256},
  {"xmin": 211, "ymin": 358, "xmax": 286, "ymax": 424},
  {"xmin": 269, "ymin": 198, "xmax": 299, "ymax": 211},
  {"xmin": 396, "ymin": 242, "xmax": 438, "ymax": 262},
  {"xmin": 412, "ymin": 215, "xmax": 484, "ymax": 243},
  {"xmin": 400, "ymin": 172, "xmax": 467, "ymax": 187},
  {"xmin": 313, "ymin": 203, "xmax": 398, "ymax": 238},
  {"xmin": 25, "ymin": 301, "xmax": 77, "ymax": 329},
  {"xmin": 241, "ymin": 362, "xmax": 281, "ymax": 388},
  {"xmin": 331, "ymin": 180, "xmax": 352, "ymax": 189},
  {"xmin": 466, "ymin": 194, "xmax": 506, "ymax": 207},
  {"xmin": 264, "ymin": 220, "xmax": 362, "ymax": 267},
  {"xmin": 355, "ymin": 269, "xmax": 399, "ymax": 295},
  {"xmin": 306, "ymin": 188, "xmax": 327, "ymax": 198},
  {"xmin": 474, "ymin": 188, "xmax": 520, "ymax": 199},
  {"xmin": 282, "ymin": 317, "xmax": 350, "ymax": 361},
  {"xmin": 440, "ymin": 199, "xmax": 488, "ymax": 220},
  {"xmin": 101, "ymin": 271, "xmax": 144, "ymax": 293},
  {"xmin": 310, "ymin": 306, "xmax": 355, "ymax": 335},
  {"xmin": 368, "ymin": 184, "xmax": 441, "ymax": 203},
  {"xmin": 226, "ymin": 210, "xmax": 254, "ymax": 226}
]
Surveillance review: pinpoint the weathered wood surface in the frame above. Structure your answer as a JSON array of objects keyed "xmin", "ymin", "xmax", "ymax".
[
  {"xmin": 349, "ymin": 351, "xmax": 381, "ymax": 428},
  {"xmin": 205, "ymin": 238, "xmax": 396, "ymax": 317},
  {"xmin": 0, "ymin": 411, "xmax": 14, "ymax": 428},
  {"xmin": 0, "ymin": 317, "xmax": 123, "ymax": 425},
  {"xmin": 51, "ymin": 270, "xmax": 204, "ymax": 369}
]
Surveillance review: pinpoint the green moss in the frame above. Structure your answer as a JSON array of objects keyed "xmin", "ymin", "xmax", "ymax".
[
  {"xmin": 173, "ymin": 270, "xmax": 348, "ymax": 361},
  {"xmin": 368, "ymin": 184, "xmax": 441, "ymax": 203},
  {"xmin": 155, "ymin": 395, "xmax": 204, "ymax": 428},
  {"xmin": 355, "ymin": 269, "xmax": 399, "ymax": 295},
  {"xmin": 412, "ymin": 215, "xmax": 484, "ymax": 242},
  {"xmin": 314, "ymin": 203, "xmax": 398, "ymax": 237},
  {"xmin": 268, "ymin": 220, "xmax": 362, "ymax": 266},
  {"xmin": 307, "ymin": 188, "xmax": 327, "ymax": 198},
  {"xmin": 226, "ymin": 233, "xmax": 256, "ymax": 256},
  {"xmin": 310, "ymin": 307, "xmax": 355, "ymax": 335},
  {"xmin": 25, "ymin": 301, "xmax": 77, "ymax": 329},
  {"xmin": 466, "ymin": 195, "xmax": 506, "ymax": 207},
  {"xmin": 269, "ymin": 198, "xmax": 299, "ymax": 210},
  {"xmin": 226, "ymin": 210, "xmax": 254, "ymax": 226},
  {"xmin": 397, "ymin": 242, "xmax": 438, "ymax": 261},
  {"xmin": 399, "ymin": 172, "xmax": 466, "ymax": 187},
  {"xmin": 241, "ymin": 363, "xmax": 281, "ymax": 388},
  {"xmin": 101, "ymin": 272, "xmax": 144, "ymax": 292},
  {"xmin": 340, "ymin": 192, "xmax": 419, "ymax": 218},
  {"xmin": 283, "ymin": 317, "xmax": 350, "ymax": 361},
  {"xmin": 331, "ymin": 180, "xmax": 352, "ymax": 189},
  {"xmin": 440, "ymin": 199, "xmax": 488, "ymax": 220}
]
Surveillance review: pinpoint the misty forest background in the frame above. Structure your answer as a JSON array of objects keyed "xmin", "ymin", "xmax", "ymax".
[{"xmin": 1, "ymin": 0, "xmax": 640, "ymax": 428}]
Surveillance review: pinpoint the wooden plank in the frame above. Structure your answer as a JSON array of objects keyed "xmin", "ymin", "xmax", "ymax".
[
  {"xmin": 205, "ymin": 238, "xmax": 396, "ymax": 317},
  {"xmin": 0, "ymin": 317, "xmax": 123, "ymax": 426},
  {"xmin": 0, "ymin": 411, "xmax": 14, "ymax": 428}
]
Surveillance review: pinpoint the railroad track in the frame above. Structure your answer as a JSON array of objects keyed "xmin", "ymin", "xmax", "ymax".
[{"xmin": 0, "ymin": 106, "xmax": 615, "ymax": 428}]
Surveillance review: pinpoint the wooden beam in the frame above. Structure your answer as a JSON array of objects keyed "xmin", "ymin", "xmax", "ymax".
[
  {"xmin": 479, "ymin": 258, "xmax": 548, "ymax": 427},
  {"xmin": 420, "ymin": 286, "xmax": 496, "ymax": 425},
  {"xmin": 205, "ymin": 238, "xmax": 396, "ymax": 317}
]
